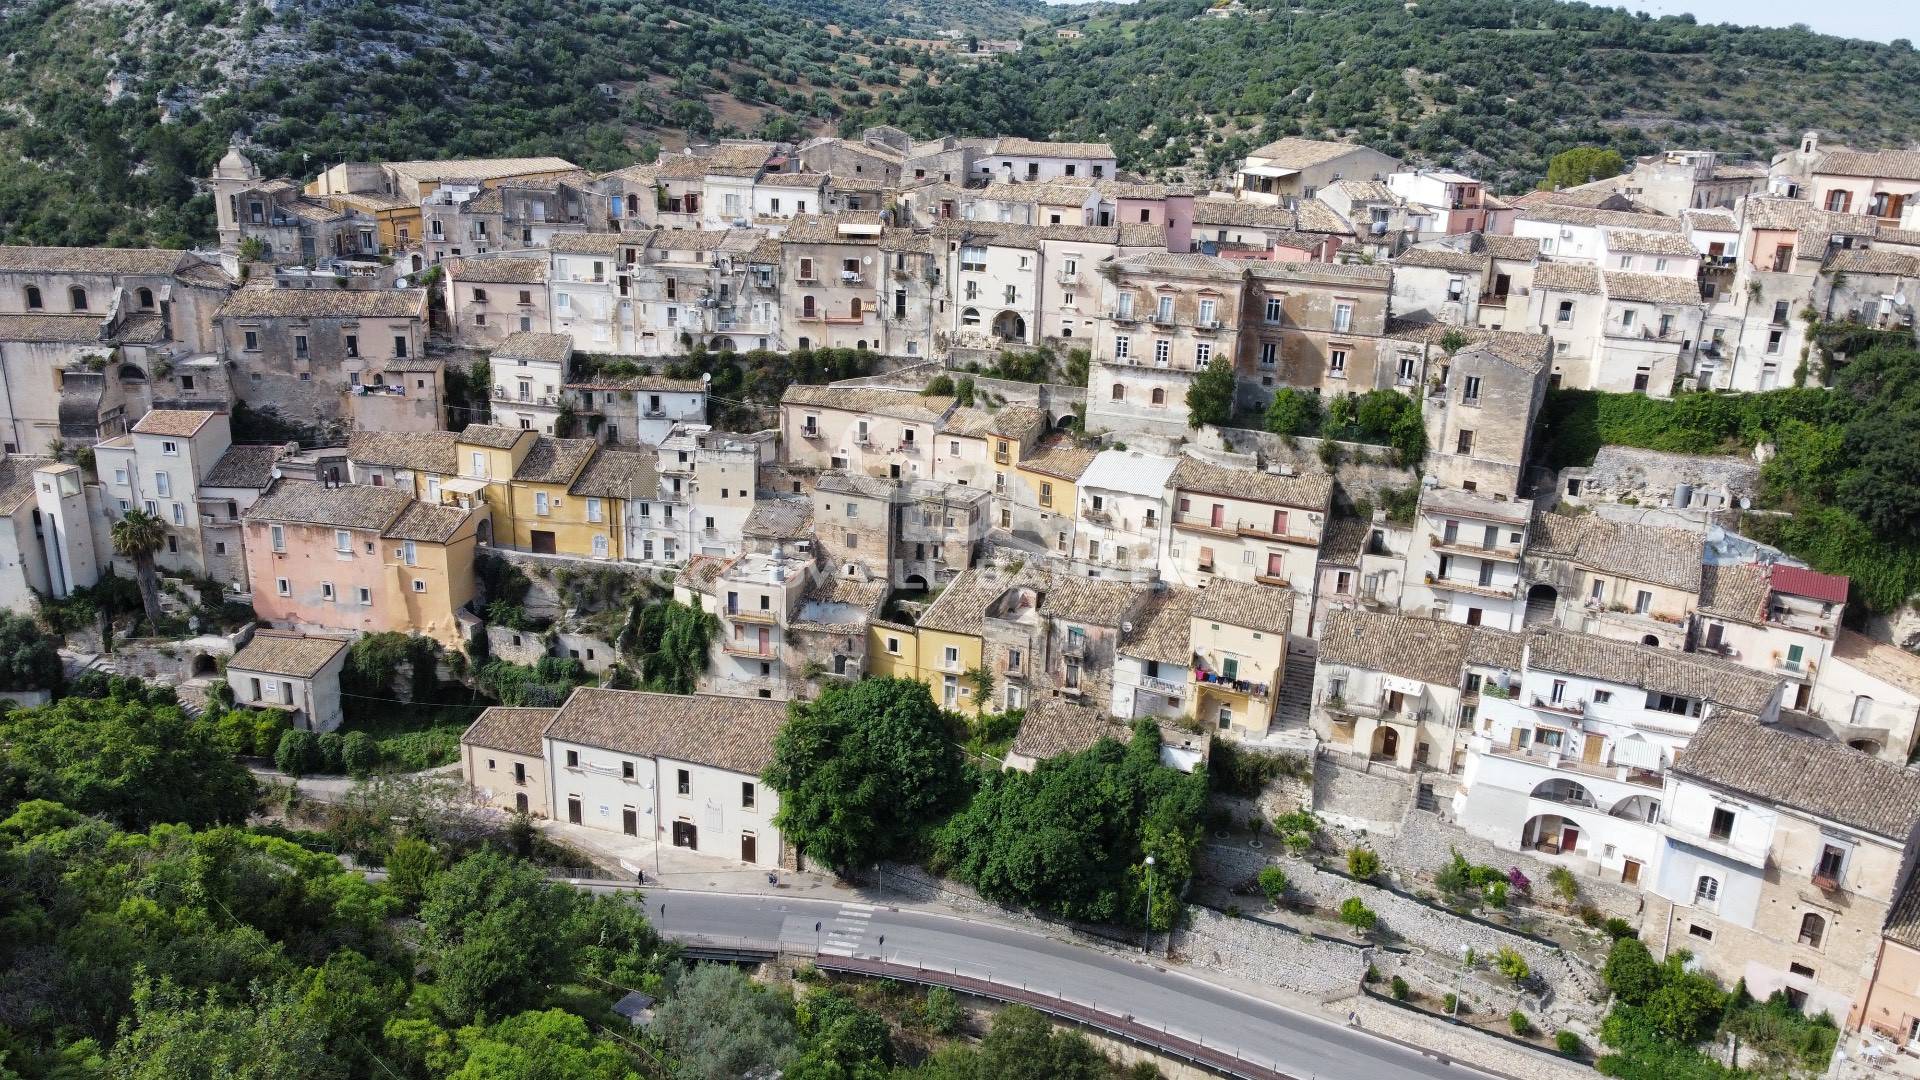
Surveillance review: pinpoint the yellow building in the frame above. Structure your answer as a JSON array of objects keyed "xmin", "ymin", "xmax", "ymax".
[
  {"xmin": 867, "ymin": 569, "xmax": 1015, "ymax": 717},
  {"xmin": 1185, "ymin": 579, "xmax": 1296, "ymax": 737},
  {"xmin": 1013, "ymin": 439, "xmax": 1097, "ymax": 557},
  {"xmin": 306, "ymin": 156, "xmax": 580, "ymax": 251}
]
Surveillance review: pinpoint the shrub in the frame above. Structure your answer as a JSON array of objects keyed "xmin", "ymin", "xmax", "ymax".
[
  {"xmin": 1506, "ymin": 867, "xmax": 1531, "ymax": 894},
  {"xmin": 1435, "ymin": 849, "xmax": 1473, "ymax": 896},
  {"xmin": 1339, "ymin": 897, "xmax": 1377, "ymax": 935},
  {"xmin": 1363, "ymin": 964, "xmax": 1380, "ymax": 984},
  {"xmin": 1347, "ymin": 846, "xmax": 1380, "ymax": 881},
  {"xmin": 340, "ymin": 731, "xmax": 378, "ymax": 777},
  {"xmin": 1273, "ymin": 808, "xmax": 1320, "ymax": 834},
  {"xmin": 1509, "ymin": 1011, "xmax": 1532, "ymax": 1036},
  {"xmin": 1555, "ymin": 1030, "xmax": 1582, "ymax": 1056},
  {"xmin": 922, "ymin": 986, "xmax": 962, "ymax": 1035},
  {"xmin": 315, "ymin": 731, "xmax": 345, "ymax": 774},
  {"xmin": 1257, "ymin": 865, "xmax": 1289, "ymax": 904},
  {"xmin": 1602, "ymin": 938, "xmax": 1662, "ymax": 1005},
  {"xmin": 1484, "ymin": 879, "xmax": 1509, "ymax": 908},
  {"xmin": 275, "ymin": 729, "xmax": 319, "ymax": 776},
  {"xmin": 1390, "ymin": 976, "xmax": 1409, "ymax": 1001},
  {"xmin": 1603, "ymin": 917, "xmax": 1636, "ymax": 940},
  {"xmin": 1494, "ymin": 947, "xmax": 1530, "ymax": 986},
  {"xmin": 1548, "ymin": 865, "xmax": 1579, "ymax": 905},
  {"xmin": 1283, "ymin": 831, "xmax": 1313, "ymax": 857},
  {"xmin": 1443, "ymin": 992, "xmax": 1460, "ymax": 1014},
  {"xmin": 385, "ymin": 836, "xmax": 440, "ymax": 908}
]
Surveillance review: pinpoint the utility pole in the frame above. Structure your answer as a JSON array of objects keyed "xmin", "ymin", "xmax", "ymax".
[{"xmin": 1144, "ymin": 854, "xmax": 1156, "ymax": 955}]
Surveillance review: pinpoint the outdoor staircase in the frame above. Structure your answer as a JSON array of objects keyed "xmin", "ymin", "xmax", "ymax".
[{"xmin": 1270, "ymin": 655, "xmax": 1315, "ymax": 735}]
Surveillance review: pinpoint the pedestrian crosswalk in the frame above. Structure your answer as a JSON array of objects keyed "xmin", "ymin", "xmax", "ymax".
[{"xmin": 817, "ymin": 902, "xmax": 875, "ymax": 957}]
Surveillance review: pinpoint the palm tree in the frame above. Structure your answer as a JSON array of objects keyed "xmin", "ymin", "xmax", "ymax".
[{"xmin": 111, "ymin": 510, "xmax": 167, "ymax": 631}]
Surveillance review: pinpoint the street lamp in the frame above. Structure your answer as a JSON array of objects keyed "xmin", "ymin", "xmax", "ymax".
[{"xmin": 1143, "ymin": 855, "xmax": 1156, "ymax": 955}]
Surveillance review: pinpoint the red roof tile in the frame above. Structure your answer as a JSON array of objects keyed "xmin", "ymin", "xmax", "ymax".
[{"xmin": 1769, "ymin": 563, "xmax": 1849, "ymax": 604}]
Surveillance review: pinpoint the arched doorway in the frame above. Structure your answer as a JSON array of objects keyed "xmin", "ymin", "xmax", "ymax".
[
  {"xmin": 1641, "ymin": 634, "xmax": 1660, "ymax": 647},
  {"xmin": 1055, "ymin": 413, "xmax": 1076, "ymax": 430},
  {"xmin": 476, "ymin": 519, "xmax": 494, "ymax": 545},
  {"xmin": 1372, "ymin": 726, "xmax": 1399, "ymax": 761},
  {"xmin": 1529, "ymin": 777, "xmax": 1596, "ymax": 808},
  {"xmin": 1849, "ymin": 738, "xmax": 1883, "ymax": 756},
  {"xmin": 714, "ymin": 337, "xmax": 736, "ymax": 352},
  {"xmin": 903, "ymin": 573, "xmax": 929, "ymax": 591},
  {"xmin": 992, "ymin": 310, "xmax": 1026, "ymax": 341},
  {"xmin": 191, "ymin": 653, "xmax": 218, "ymax": 677},
  {"xmin": 1524, "ymin": 583, "xmax": 1557, "ymax": 627},
  {"xmin": 411, "ymin": 254, "xmax": 423, "ymax": 272}
]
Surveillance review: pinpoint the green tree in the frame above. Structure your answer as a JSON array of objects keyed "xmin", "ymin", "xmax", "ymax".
[
  {"xmin": 764, "ymin": 678, "xmax": 966, "ymax": 871},
  {"xmin": 385, "ymin": 836, "xmax": 441, "ymax": 908},
  {"xmin": 276, "ymin": 728, "xmax": 319, "ymax": 776},
  {"xmin": 107, "ymin": 978, "xmax": 345, "ymax": 1080},
  {"xmin": 1346, "ymin": 847, "xmax": 1380, "ymax": 881},
  {"xmin": 1544, "ymin": 147, "xmax": 1625, "ymax": 190},
  {"xmin": 1257, "ymin": 865, "xmax": 1289, "ymax": 905},
  {"xmin": 418, "ymin": 850, "xmax": 583, "ymax": 1020},
  {"xmin": 340, "ymin": 731, "xmax": 378, "ymax": 777},
  {"xmin": 1645, "ymin": 967, "xmax": 1726, "ymax": 1044},
  {"xmin": 0, "ymin": 610, "xmax": 60, "ymax": 691},
  {"xmin": 0, "ymin": 695, "xmax": 253, "ymax": 829},
  {"xmin": 110, "ymin": 509, "xmax": 168, "ymax": 631},
  {"xmin": 446, "ymin": 1010, "xmax": 639, "ymax": 1080},
  {"xmin": 1263, "ymin": 388, "xmax": 1319, "ymax": 438},
  {"xmin": 1494, "ymin": 946, "xmax": 1531, "ymax": 986},
  {"xmin": 651, "ymin": 964, "xmax": 796, "ymax": 1080},
  {"xmin": 791, "ymin": 990, "xmax": 893, "ymax": 1078},
  {"xmin": 1602, "ymin": 937, "xmax": 1662, "ymax": 1006},
  {"xmin": 915, "ymin": 1005, "xmax": 1115, "ymax": 1080},
  {"xmin": 1184, "ymin": 355, "xmax": 1236, "ymax": 428},
  {"xmin": 1339, "ymin": 897, "xmax": 1377, "ymax": 935}
]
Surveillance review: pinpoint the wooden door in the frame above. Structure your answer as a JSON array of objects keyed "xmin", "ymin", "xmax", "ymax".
[
  {"xmin": 531, "ymin": 531, "xmax": 557, "ymax": 555},
  {"xmin": 1621, "ymin": 859, "xmax": 1642, "ymax": 886},
  {"xmin": 1380, "ymin": 727, "xmax": 1399, "ymax": 759},
  {"xmin": 1581, "ymin": 736, "xmax": 1604, "ymax": 766},
  {"xmin": 567, "ymin": 796, "xmax": 582, "ymax": 825},
  {"xmin": 622, "ymin": 807, "xmax": 638, "ymax": 836},
  {"xmin": 1560, "ymin": 825, "xmax": 1580, "ymax": 853},
  {"xmin": 741, "ymin": 833, "xmax": 757, "ymax": 865},
  {"xmin": 514, "ymin": 792, "xmax": 528, "ymax": 814}
]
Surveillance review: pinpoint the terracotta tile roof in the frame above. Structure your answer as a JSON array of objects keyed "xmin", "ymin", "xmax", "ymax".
[
  {"xmin": 1517, "ymin": 204, "xmax": 1682, "ymax": 232},
  {"xmin": 1603, "ymin": 271, "xmax": 1702, "ymax": 305},
  {"xmin": 1171, "ymin": 456, "xmax": 1333, "ymax": 512},
  {"xmin": 447, "ymin": 255, "xmax": 547, "ymax": 284},
  {"xmin": 495, "ymin": 331, "xmax": 573, "ymax": 364},
  {"xmin": 1318, "ymin": 517, "xmax": 1371, "ymax": 565},
  {"xmin": 1769, "ymin": 563, "xmax": 1849, "ymax": 604},
  {"xmin": 1524, "ymin": 630, "xmax": 1781, "ymax": 715},
  {"xmin": 1318, "ymin": 608, "xmax": 1471, "ymax": 687},
  {"xmin": 131, "ymin": 409, "xmax": 216, "ymax": 437},
  {"xmin": 512, "ymin": 437, "xmax": 597, "ymax": 485},
  {"xmin": 543, "ymin": 688, "xmax": 788, "ymax": 774},
  {"xmin": 1826, "ymin": 248, "xmax": 1920, "ymax": 276},
  {"xmin": 0, "ymin": 245, "xmax": 195, "ymax": 275},
  {"xmin": 1122, "ymin": 587, "xmax": 1199, "ymax": 665},
  {"xmin": 0, "ymin": 314, "xmax": 112, "ymax": 343},
  {"xmin": 456, "ymin": 424, "xmax": 531, "ymax": 450},
  {"xmin": 1395, "ymin": 242, "xmax": 1487, "ymax": 272},
  {"xmin": 1245, "ymin": 137, "xmax": 1376, "ymax": 169},
  {"xmin": 1192, "ymin": 199, "xmax": 1298, "ymax": 229},
  {"xmin": 993, "ymin": 137, "xmax": 1115, "ymax": 160},
  {"xmin": 782, "ymin": 384, "xmax": 954, "ymax": 423},
  {"xmin": 1193, "ymin": 579, "xmax": 1294, "ymax": 636},
  {"xmin": 939, "ymin": 405, "xmax": 1048, "ymax": 446},
  {"xmin": 1819, "ymin": 149, "xmax": 1920, "ymax": 182},
  {"xmin": 695, "ymin": 141, "xmax": 778, "ymax": 176},
  {"xmin": 1484, "ymin": 235, "xmax": 1541, "ymax": 261},
  {"xmin": 386, "ymin": 157, "xmax": 577, "ymax": 184},
  {"xmin": 677, "ymin": 555, "xmax": 729, "ymax": 595},
  {"xmin": 1533, "ymin": 261, "xmax": 1602, "ymax": 294},
  {"xmin": 1467, "ymin": 626, "xmax": 1526, "ymax": 672},
  {"xmin": 565, "ymin": 373, "xmax": 705, "ymax": 392},
  {"xmin": 1010, "ymin": 693, "xmax": 1131, "ymax": 761},
  {"xmin": 1418, "ymin": 485, "xmax": 1533, "ymax": 525},
  {"xmin": 743, "ymin": 496, "xmax": 812, "ymax": 540},
  {"xmin": 792, "ymin": 576, "xmax": 887, "ymax": 633},
  {"xmin": 1019, "ymin": 438, "xmax": 1098, "ymax": 482},
  {"xmin": 569, "ymin": 447, "xmax": 657, "ymax": 500},
  {"xmin": 202, "ymin": 444, "xmax": 285, "ymax": 489},
  {"xmin": 1674, "ymin": 716, "xmax": 1920, "ymax": 840},
  {"xmin": 548, "ymin": 232, "xmax": 627, "ymax": 256},
  {"xmin": 1697, "ymin": 562, "xmax": 1771, "ymax": 622},
  {"xmin": 348, "ymin": 429, "xmax": 460, "ymax": 473},
  {"xmin": 759, "ymin": 171, "xmax": 827, "ymax": 189},
  {"xmin": 1832, "ymin": 631, "xmax": 1920, "ymax": 696},
  {"xmin": 1294, "ymin": 200, "xmax": 1357, "ymax": 236},
  {"xmin": 1884, "ymin": 870, "xmax": 1920, "ymax": 950},
  {"xmin": 1604, "ymin": 228, "xmax": 1696, "ymax": 256},
  {"xmin": 383, "ymin": 501, "xmax": 472, "ymax": 543},
  {"xmin": 1385, "ymin": 321, "xmax": 1553, "ymax": 374},
  {"xmin": 245, "ymin": 478, "xmax": 412, "ymax": 531},
  {"xmin": 1528, "ymin": 511, "xmax": 1703, "ymax": 592},
  {"xmin": 1037, "ymin": 571, "xmax": 1144, "ymax": 628},
  {"xmin": 1245, "ymin": 259, "xmax": 1390, "ymax": 287},
  {"xmin": 1328, "ymin": 178, "xmax": 1395, "ymax": 202},
  {"xmin": 228, "ymin": 632, "xmax": 347, "ymax": 679},
  {"xmin": 217, "ymin": 288, "xmax": 426, "ymax": 319},
  {"xmin": 461, "ymin": 706, "xmax": 557, "ymax": 757},
  {"xmin": 916, "ymin": 567, "xmax": 1008, "ymax": 637},
  {"xmin": 1683, "ymin": 209, "xmax": 1739, "ymax": 232},
  {"xmin": 778, "ymin": 212, "xmax": 885, "ymax": 245}
]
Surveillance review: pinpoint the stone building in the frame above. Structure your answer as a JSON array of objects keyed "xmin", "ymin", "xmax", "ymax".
[
  {"xmin": 444, "ymin": 255, "xmax": 550, "ymax": 348},
  {"xmin": 216, "ymin": 287, "xmax": 429, "ymax": 437},
  {"xmin": 1087, "ymin": 252, "xmax": 1248, "ymax": 436}
]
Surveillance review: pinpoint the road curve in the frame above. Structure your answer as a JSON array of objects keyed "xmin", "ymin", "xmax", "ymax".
[{"xmin": 602, "ymin": 885, "xmax": 1494, "ymax": 1080}]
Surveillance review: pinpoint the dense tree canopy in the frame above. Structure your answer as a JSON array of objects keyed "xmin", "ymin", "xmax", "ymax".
[{"xmin": 765, "ymin": 678, "xmax": 968, "ymax": 870}]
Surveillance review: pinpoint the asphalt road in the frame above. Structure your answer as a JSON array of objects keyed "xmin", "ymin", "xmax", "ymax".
[{"xmin": 615, "ymin": 885, "xmax": 1492, "ymax": 1080}]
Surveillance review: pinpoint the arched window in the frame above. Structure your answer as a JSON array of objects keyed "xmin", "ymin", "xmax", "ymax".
[
  {"xmin": 1798, "ymin": 912, "xmax": 1825, "ymax": 949},
  {"xmin": 961, "ymin": 307, "xmax": 980, "ymax": 326},
  {"xmin": 849, "ymin": 297, "xmax": 862, "ymax": 318},
  {"xmin": 137, "ymin": 287, "xmax": 154, "ymax": 309},
  {"xmin": 797, "ymin": 337, "xmax": 811, "ymax": 351},
  {"xmin": 1110, "ymin": 384, "xmax": 1126, "ymax": 402},
  {"xmin": 801, "ymin": 295, "xmax": 816, "ymax": 318},
  {"xmin": 1695, "ymin": 876, "xmax": 1719, "ymax": 904},
  {"xmin": 1150, "ymin": 387, "xmax": 1166, "ymax": 406},
  {"xmin": 68, "ymin": 286, "xmax": 88, "ymax": 311},
  {"xmin": 1853, "ymin": 695, "xmax": 1875, "ymax": 725},
  {"xmin": 23, "ymin": 286, "xmax": 41, "ymax": 310}
]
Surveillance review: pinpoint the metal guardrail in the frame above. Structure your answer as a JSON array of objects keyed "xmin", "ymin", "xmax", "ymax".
[{"xmin": 814, "ymin": 954, "xmax": 1303, "ymax": 1080}]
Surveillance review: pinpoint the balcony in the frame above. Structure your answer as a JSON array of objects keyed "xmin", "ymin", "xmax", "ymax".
[
  {"xmin": 721, "ymin": 639, "xmax": 776, "ymax": 658},
  {"xmin": 794, "ymin": 310, "xmax": 824, "ymax": 322},
  {"xmin": 1237, "ymin": 521, "xmax": 1317, "ymax": 547},
  {"xmin": 1172, "ymin": 510, "xmax": 1235, "ymax": 538},
  {"xmin": 1484, "ymin": 740, "xmax": 1664, "ymax": 789},
  {"xmin": 839, "ymin": 272, "xmax": 865, "ymax": 285},
  {"xmin": 1140, "ymin": 674, "xmax": 1183, "ymax": 698},
  {"xmin": 1193, "ymin": 668, "xmax": 1270, "ymax": 701},
  {"xmin": 823, "ymin": 312, "xmax": 869, "ymax": 324},
  {"xmin": 1665, "ymin": 819, "xmax": 1769, "ymax": 869},
  {"xmin": 1812, "ymin": 870, "xmax": 1841, "ymax": 893},
  {"xmin": 1056, "ymin": 269, "xmax": 1080, "ymax": 285},
  {"xmin": 1150, "ymin": 313, "xmax": 1177, "ymax": 328},
  {"xmin": 1530, "ymin": 693, "xmax": 1588, "ymax": 718},
  {"xmin": 1062, "ymin": 638, "xmax": 1087, "ymax": 660},
  {"xmin": 800, "ymin": 427, "xmax": 823, "ymax": 440},
  {"xmin": 1254, "ymin": 573, "xmax": 1290, "ymax": 588},
  {"xmin": 1083, "ymin": 507, "xmax": 1112, "ymax": 526},
  {"xmin": 1191, "ymin": 320, "xmax": 1224, "ymax": 335},
  {"xmin": 1425, "ymin": 574, "xmax": 1519, "ymax": 600},
  {"xmin": 494, "ymin": 389, "xmax": 562, "ymax": 407},
  {"xmin": 1111, "ymin": 311, "xmax": 1138, "ymax": 325},
  {"xmin": 726, "ymin": 607, "xmax": 778, "ymax": 625},
  {"xmin": 1430, "ymin": 534, "xmax": 1523, "ymax": 563}
]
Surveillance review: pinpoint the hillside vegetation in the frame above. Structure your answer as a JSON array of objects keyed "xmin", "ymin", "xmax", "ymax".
[{"xmin": 864, "ymin": 0, "xmax": 1920, "ymax": 190}]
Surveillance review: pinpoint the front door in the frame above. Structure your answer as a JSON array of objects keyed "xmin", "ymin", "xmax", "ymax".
[
  {"xmin": 531, "ymin": 531, "xmax": 558, "ymax": 555},
  {"xmin": 567, "ymin": 796, "xmax": 582, "ymax": 824},
  {"xmin": 672, "ymin": 820, "xmax": 698, "ymax": 850},
  {"xmin": 741, "ymin": 833, "xmax": 757, "ymax": 864},
  {"xmin": 1560, "ymin": 824, "xmax": 1580, "ymax": 853},
  {"xmin": 622, "ymin": 807, "xmax": 638, "ymax": 836},
  {"xmin": 1621, "ymin": 859, "xmax": 1642, "ymax": 886},
  {"xmin": 515, "ymin": 792, "xmax": 528, "ymax": 814},
  {"xmin": 1379, "ymin": 727, "xmax": 1399, "ymax": 759},
  {"xmin": 1581, "ymin": 736, "xmax": 1604, "ymax": 766}
]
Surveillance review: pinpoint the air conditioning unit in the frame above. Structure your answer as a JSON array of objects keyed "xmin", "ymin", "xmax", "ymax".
[{"xmin": 1560, "ymin": 228, "xmax": 1574, "ymax": 239}]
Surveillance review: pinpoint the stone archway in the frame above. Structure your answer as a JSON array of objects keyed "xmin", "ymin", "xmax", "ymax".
[
  {"xmin": 992, "ymin": 310, "xmax": 1026, "ymax": 341},
  {"xmin": 191, "ymin": 653, "xmax": 218, "ymax": 677},
  {"xmin": 1525, "ymin": 583, "xmax": 1557, "ymax": 627}
]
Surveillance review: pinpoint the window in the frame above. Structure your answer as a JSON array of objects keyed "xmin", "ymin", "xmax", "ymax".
[
  {"xmin": 1328, "ymin": 349, "xmax": 1347, "ymax": 376},
  {"xmin": 886, "ymin": 636, "xmax": 900, "ymax": 655},
  {"xmin": 1695, "ymin": 875, "xmax": 1719, "ymax": 904},
  {"xmin": 1772, "ymin": 300, "xmax": 1790, "ymax": 326},
  {"xmin": 1154, "ymin": 339, "xmax": 1170, "ymax": 364},
  {"xmin": 1456, "ymin": 429, "xmax": 1474, "ymax": 455},
  {"xmin": 269, "ymin": 524, "xmax": 286, "ymax": 552},
  {"xmin": 1333, "ymin": 303, "xmax": 1353, "ymax": 333},
  {"xmin": 23, "ymin": 286, "xmax": 40, "ymax": 310},
  {"xmin": 1551, "ymin": 679, "xmax": 1567, "ymax": 704},
  {"xmin": 1709, "ymin": 807, "xmax": 1736, "ymax": 841},
  {"xmin": 535, "ymin": 492, "xmax": 550, "ymax": 515},
  {"xmin": 1817, "ymin": 843, "xmax": 1847, "ymax": 884},
  {"xmin": 1556, "ymin": 300, "xmax": 1574, "ymax": 323},
  {"xmin": 1260, "ymin": 341, "xmax": 1278, "ymax": 367},
  {"xmin": 412, "ymin": 579, "xmax": 426, "ymax": 593},
  {"xmin": 275, "ymin": 576, "xmax": 290, "ymax": 596},
  {"xmin": 320, "ymin": 581, "xmax": 335, "ymax": 601},
  {"xmin": 358, "ymin": 587, "xmax": 372, "ymax": 605},
  {"xmin": 1155, "ymin": 294, "xmax": 1174, "ymax": 322},
  {"xmin": 1462, "ymin": 375, "xmax": 1481, "ymax": 403},
  {"xmin": 566, "ymin": 749, "xmax": 579, "ymax": 768},
  {"xmin": 677, "ymin": 769, "xmax": 691, "ymax": 795},
  {"xmin": 243, "ymin": 330, "xmax": 259, "ymax": 351},
  {"xmin": 402, "ymin": 540, "xmax": 418, "ymax": 566},
  {"xmin": 1114, "ymin": 336, "xmax": 1130, "ymax": 359},
  {"xmin": 587, "ymin": 498, "xmax": 603, "ymax": 523},
  {"xmin": 1688, "ymin": 923, "xmax": 1714, "ymax": 940},
  {"xmin": 742, "ymin": 782, "xmax": 756, "ymax": 809},
  {"xmin": 69, "ymin": 286, "xmax": 87, "ymax": 311},
  {"xmin": 1040, "ymin": 482, "xmax": 1053, "ymax": 508},
  {"xmin": 1798, "ymin": 912, "xmax": 1825, "ymax": 948},
  {"xmin": 345, "ymin": 334, "xmax": 359, "ymax": 358},
  {"xmin": 1150, "ymin": 387, "xmax": 1166, "ymax": 406}
]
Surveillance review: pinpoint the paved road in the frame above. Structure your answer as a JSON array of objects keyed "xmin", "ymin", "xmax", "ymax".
[{"xmin": 612, "ymin": 886, "xmax": 1491, "ymax": 1080}]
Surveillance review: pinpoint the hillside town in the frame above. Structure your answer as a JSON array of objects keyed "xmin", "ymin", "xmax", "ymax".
[{"xmin": 4, "ymin": 125, "xmax": 1920, "ymax": 1077}]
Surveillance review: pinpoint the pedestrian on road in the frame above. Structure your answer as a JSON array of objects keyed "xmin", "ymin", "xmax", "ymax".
[{"xmin": 1347, "ymin": 1010, "xmax": 1358, "ymax": 1027}]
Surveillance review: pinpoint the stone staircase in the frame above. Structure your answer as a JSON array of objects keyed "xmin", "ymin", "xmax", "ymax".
[{"xmin": 1272, "ymin": 654, "xmax": 1315, "ymax": 733}]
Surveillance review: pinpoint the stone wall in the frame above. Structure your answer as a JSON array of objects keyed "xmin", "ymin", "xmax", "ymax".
[
  {"xmin": 1311, "ymin": 753, "xmax": 1412, "ymax": 834},
  {"xmin": 1371, "ymin": 808, "xmax": 1653, "ymax": 926},
  {"xmin": 1193, "ymin": 425, "xmax": 1418, "ymax": 506},
  {"xmin": 486, "ymin": 548, "xmax": 658, "ymax": 621},
  {"xmin": 1175, "ymin": 906, "xmax": 1367, "ymax": 999},
  {"xmin": 1348, "ymin": 997, "xmax": 1594, "ymax": 1080}
]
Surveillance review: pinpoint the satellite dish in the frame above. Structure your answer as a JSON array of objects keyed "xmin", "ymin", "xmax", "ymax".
[{"xmin": 395, "ymin": 276, "xmax": 411, "ymax": 288}]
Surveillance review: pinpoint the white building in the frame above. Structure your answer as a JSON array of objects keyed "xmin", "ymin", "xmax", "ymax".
[
  {"xmin": 974, "ymin": 138, "xmax": 1117, "ymax": 184},
  {"xmin": 1073, "ymin": 448, "xmax": 1175, "ymax": 581},
  {"xmin": 537, "ymin": 687, "xmax": 788, "ymax": 867},
  {"xmin": 225, "ymin": 631, "xmax": 348, "ymax": 732}
]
